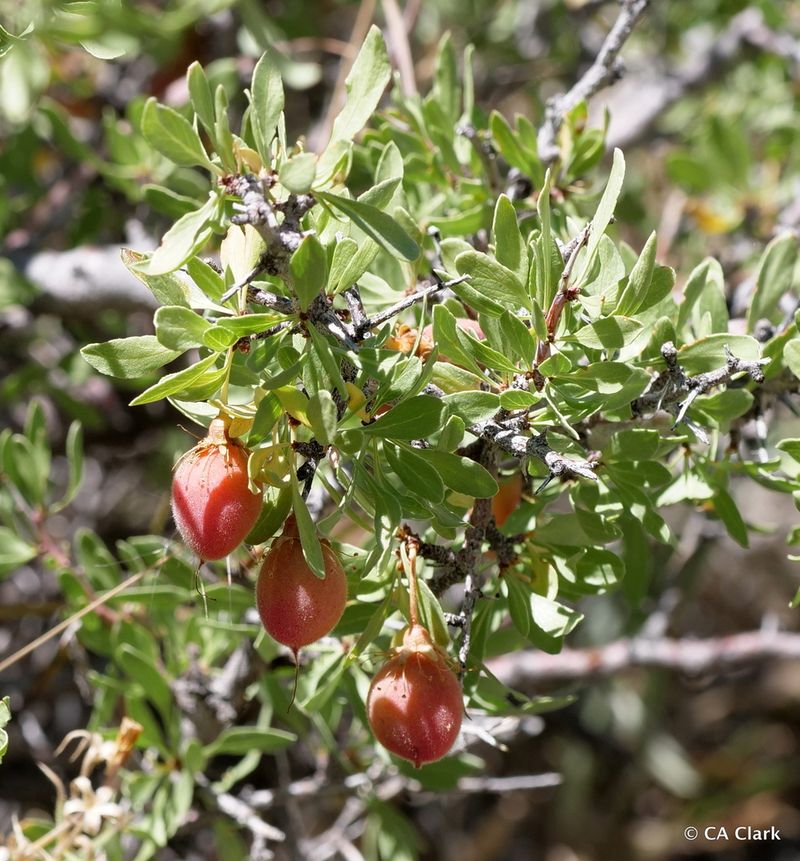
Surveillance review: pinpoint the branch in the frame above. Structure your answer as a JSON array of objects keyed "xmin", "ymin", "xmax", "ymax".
[
  {"xmin": 632, "ymin": 341, "xmax": 769, "ymax": 431},
  {"xmin": 354, "ymin": 275, "xmax": 470, "ymax": 340},
  {"xmin": 606, "ymin": 8, "xmax": 800, "ymax": 151},
  {"xmin": 422, "ymin": 383, "xmax": 598, "ymax": 488},
  {"xmin": 476, "ymin": 418, "xmax": 598, "ymax": 483},
  {"xmin": 195, "ymin": 773, "xmax": 284, "ymax": 860},
  {"xmin": 490, "ymin": 629, "xmax": 800, "ymax": 687},
  {"xmin": 219, "ymin": 175, "xmax": 315, "ymax": 302},
  {"xmin": 537, "ymin": 223, "xmax": 591, "ymax": 364},
  {"xmin": 538, "ymin": 0, "xmax": 650, "ymax": 164}
]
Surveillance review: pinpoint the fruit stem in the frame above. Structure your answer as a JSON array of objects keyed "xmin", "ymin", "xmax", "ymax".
[
  {"xmin": 400, "ymin": 539, "xmax": 420, "ymax": 628},
  {"xmin": 219, "ymin": 346, "xmax": 235, "ymax": 404}
]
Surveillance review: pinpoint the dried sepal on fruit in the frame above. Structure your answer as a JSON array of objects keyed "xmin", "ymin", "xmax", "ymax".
[
  {"xmin": 171, "ymin": 416, "xmax": 263, "ymax": 561},
  {"xmin": 255, "ymin": 514, "xmax": 347, "ymax": 653}
]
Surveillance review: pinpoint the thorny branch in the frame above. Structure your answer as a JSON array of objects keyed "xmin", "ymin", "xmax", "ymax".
[
  {"xmin": 607, "ymin": 7, "xmax": 800, "ymax": 151},
  {"xmin": 490, "ymin": 629, "xmax": 800, "ymax": 687},
  {"xmin": 632, "ymin": 341, "xmax": 769, "ymax": 432},
  {"xmin": 422, "ymin": 383, "xmax": 598, "ymax": 487},
  {"xmin": 219, "ymin": 175, "xmax": 315, "ymax": 302},
  {"xmin": 351, "ymin": 275, "xmax": 470, "ymax": 341},
  {"xmin": 537, "ymin": 223, "xmax": 592, "ymax": 364},
  {"xmin": 537, "ymin": 0, "xmax": 650, "ymax": 164}
]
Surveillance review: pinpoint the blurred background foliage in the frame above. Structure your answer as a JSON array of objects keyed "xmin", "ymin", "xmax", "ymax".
[{"xmin": 2, "ymin": 1, "xmax": 800, "ymax": 860}]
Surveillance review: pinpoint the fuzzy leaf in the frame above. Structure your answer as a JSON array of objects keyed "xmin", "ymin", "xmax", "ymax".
[{"xmin": 82, "ymin": 336, "xmax": 181, "ymax": 378}]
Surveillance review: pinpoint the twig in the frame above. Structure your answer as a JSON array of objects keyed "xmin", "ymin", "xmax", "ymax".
[
  {"xmin": 342, "ymin": 285, "xmax": 369, "ymax": 330},
  {"xmin": 311, "ymin": 0, "xmax": 377, "ymax": 151},
  {"xmin": 421, "ymin": 383, "xmax": 598, "ymax": 488},
  {"xmin": 607, "ymin": 8, "xmax": 800, "ymax": 151},
  {"xmin": 0, "ymin": 570, "xmax": 146, "ymax": 675},
  {"xmin": 383, "ymin": 0, "xmax": 417, "ymax": 97},
  {"xmin": 490, "ymin": 629, "xmax": 800, "ymax": 686},
  {"xmin": 633, "ymin": 341, "xmax": 769, "ymax": 430},
  {"xmin": 247, "ymin": 285, "xmax": 296, "ymax": 315},
  {"xmin": 220, "ymin": 176, "xmax": 314, "ymax": 300},
  {"xmin": 196, "ymin": 774, "xmax": 284, "ymax": 854},
  {"xmin": 354, "ymin": 275, "xmax": 470, "ymax": 339},
  {"xmin": 454, "ymin": 773, "xmax": 562, "ymax": 794},
  {"xmin": 537, "ymin": 223, "xmax": 591, "ymax": 364},
  {"xmin": 537, "ymin": 0, "xmax": 650, "ymax": 164}
]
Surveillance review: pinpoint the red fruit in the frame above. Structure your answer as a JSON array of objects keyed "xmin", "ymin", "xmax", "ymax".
[
  {"xmin": 492, "ymin": 473, "xmax": 523, "ymax": 528},
  {"xmin": 367, "ymin": 625, "xmax": 463, "ymax": 767},
  {"xmin": 171, "ymin": 418, "xmax": 263, "ymax": 561},
  {"xmin": 256, "ymin": 515, "xmax": 347, "ymax": 651}
]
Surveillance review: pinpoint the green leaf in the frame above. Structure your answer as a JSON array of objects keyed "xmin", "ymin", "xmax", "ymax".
[
  {"xmin": 691, "ymin": 389, "xmax": 753, "ymax": 426},
  {"xmin": 0, "ymin": 527, "xmax": 37, "ymax": 578},
  {"xmin": 431, "ymin": 305, "xmax": 484, "ymax": 376},
  {"xmin": 215, "ymin": 314, "xmax": 285, "ymax": 337},
  {"xmin": 357, "ymin": 395, "xmax": 445, "ymax": 440},
  {"xmin": 142, "ymin": 98, "xmax": 214, "ymax": 170},
  {"xmin": 316, "ymin": 191, "xmax": 419, "ymax": 261},
  {"xmin": 290, "ymin": 481, "xmax": 326, "ymax": 579},
  {"xmin": 479, "ymin": 311, "xmax": 536, "ymax": 368},
  {"xmin": 187, "ymin": 61, "xmax": 216, "ymax": 144},
  {"xmin": 614, "ymin": 231, "xmax": 657, "ymax": 316},
  {"xmin": 0, "ymin": 696, "xmax": 9, "ymax": 763},
  {"xmin": 307, "ymin": 390, "xmax": 337, "ymax": 446},
  {"xmin": 442, "ymin": 391, "xmax": 500, "ymax": 424},
  {"xmin": 608, "ymin": 428, "xmax": 661, "ymax": 461},
  {"xmin": 713, "ymin": 487, "xmax": 748, "ymax": 547},
  {"xmin": 574, "ymin": 548, "xmax": 624, "ymax": 593},
  {"xmin": 746, "ymin": 232, "xmax": 797, "ymax": 330},
  {"xmin": 572, "ymin": 316, "xmax": 643, "ymax": 350},
  {"xmin": 246, "ymin": 485, "xmax": 293, "ymax": 545},
  {"xmin": 56, "ymin": 421, "xmax": 84, "ymax": 511},
  {"xmin": 82, "ymin": 337, "xmax": 181, "ymax": 378},
  {"xmin": 116, "ymin": 644, "xmax": 172, "ymax": 718},
  {"xmin": 250, "ymin": 51, "xmax": 284, "ymax": 161},
  {"xmin": 678, "ymin": 257, "xmax": 727, "ymax": 334},
  {"xmin": 0, "ymin": 22, "xmax": 32, "ymax": 59},
  {"xmin": 327, "ymin": 26, "xmax": 390, "ymax": 147},
  {"xmin": 129, "ymin": 353, "xmax": 220, "ymax": 406},
  {"xmin": 565, "ymin": 362, "xmax": 649, "ymax": 396},
  {"xmin": 438, "ymin": 414, "xmax": 466, "ymax": 451},
  {"xmin": 290, "ymin": 234, "xmax": 327, "ymax": 311},
  {"xmin": 785, "ymin": 340, "xmax": 800, "ymax": 379},
  {"xmin": 213, "ymin": 84, "xmax": 236, "ymax": 172},
  {"xmin": 385, "ymin": 443, "xmax": 445, "ymax": 503},
  {"xmin": 499, "ymin": 389, "xmax": 537, "ymax": 410},
  {"xmin": 418, "ymin": 449, "xmax": 498, "ymax": 498},
  {"xmin": 577, "ymin": 147, "xmax": 625, "ymax": 284},
  {"xmin": 155, "ymin": 306, "xmax": 211, "ymax": 351},
  {"xmin": 536, "ymin": 167, "xmax": 555, "ymax": 308},
  {"xmin": 777, "ymin": 438, "xmax": 800, "ymax": 464},
  {"xmin": 205, "ymin": 727, "xmax": 297, "ymax": 757},
  {"xmin": 489, "ymin": 111, "xmax": 534, "ymax": 175},
  {"xmin": 432, "ymin": 31, "xmax": 459, "ymax": 123},
  {"xmin": 139, "ymin": 194, "xmax": 221, "ymax": 276},
  {"xmin": 121, "ymin": 248, "xmax": 190, "ymax": 306},
  {"xmin": 75, "ymin": 528, "xmax": 119, "ymax": 589},
  {"xmin": 328, "ymin": 237, "xmax": 361, "ymax": 291},
  {"xmin": 454, "ymin": 251, "xmax": 530, "ymax": 315},
  {"xmin": 248, "ymin": 394, "xmax": 283, "ymax": 447},
  {"xmin": 305, "ymin": 326, "xmax": 347, "ymax": 399},
  {"xmin": 279, "ymin": 152, "xmax": 317, "ymax": 193},
  {"xmin": 678, "ymin": 334, "xmax": 761, "ymax": 374},
  {"xmin": 504, "ymin": 577, "xmax": 583, "ymax": 654},
  {"xmin": 492, "ymin": 194, "xmax": 527, "ymax": 283}
]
